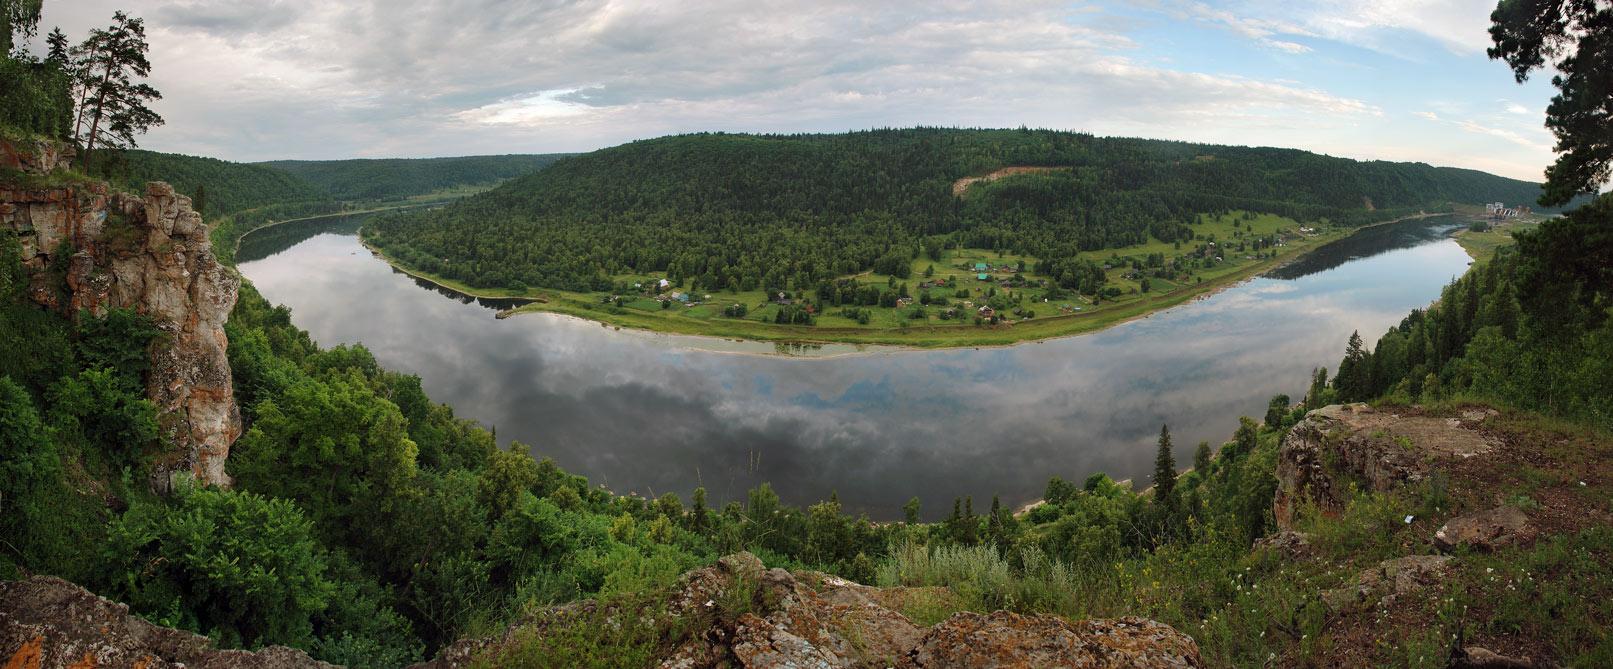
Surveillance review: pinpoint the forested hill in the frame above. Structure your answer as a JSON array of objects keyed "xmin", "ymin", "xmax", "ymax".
[
  {"xmin": 258, "ymin": 154, "xmax": 572, "ymax": 201},
  {"xmin": 361, "ymin": 128, "xmax": 1550, "ymax": 293},
  {"xmin": 93, "ymin": 149, "xmax": 332, "ymax": 220}
]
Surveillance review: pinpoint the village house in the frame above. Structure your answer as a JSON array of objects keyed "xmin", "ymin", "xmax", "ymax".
[{"xmin": 977, "ymin": 305, "xmax": 995, "ymax": 318}]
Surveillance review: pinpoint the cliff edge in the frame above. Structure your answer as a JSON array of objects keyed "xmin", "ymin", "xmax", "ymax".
[{"xmin": 1, "ymin": 140, "xmax": 240, "ymax": 488}]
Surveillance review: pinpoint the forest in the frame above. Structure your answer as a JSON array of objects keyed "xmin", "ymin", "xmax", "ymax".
[
  {"xmin": 259, "ymin": 154, "xmax": 573, "ymax": 201},
  {"xmin": 362, "ymin": 128, "xmax": 1554, "ymax": 294},
  {"xmin": 89, "ymin": 149, "xmax": 333, "ymax": 219}
]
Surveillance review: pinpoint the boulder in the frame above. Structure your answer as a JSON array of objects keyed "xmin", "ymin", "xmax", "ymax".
[
  {"xmin": 1274, "ymin": 404, "xmax": 1495, "ymax": 529},
  {"xmin": 1433, "ymin": 505, "xmax": 1536, "ymax": 553},
  {"xmin": 0, "ymin": 575, "xmax": 331, "ymax": 668}
]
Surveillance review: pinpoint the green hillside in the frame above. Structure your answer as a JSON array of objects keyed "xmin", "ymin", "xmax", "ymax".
[
  {"xmin": 259, "ymin": 154, "xmax": 572, "ymax": 201},
  {"xmin": 361, "ymin": 128, "xmax": 1552, "ymax": 293},
  {"xmin": 92, "ymin": 149, "xmax": 332, "ymax": 220}
]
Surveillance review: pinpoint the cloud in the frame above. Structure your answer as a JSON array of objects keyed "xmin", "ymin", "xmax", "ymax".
[
  {"xmin": 34, "ymin": 0, "xmax": 1547, "ymax": 182},
  {"xmin": 1452, "ymin": 119, "xmax": 1551, "ymax": 152},
  {"xmin": 1265, "ymin": 0, "xmax": 1494, "ymax": 55},
  {"xmin": 1412, "ymin": 111, "xmax": 1439, "ymax": 120}
]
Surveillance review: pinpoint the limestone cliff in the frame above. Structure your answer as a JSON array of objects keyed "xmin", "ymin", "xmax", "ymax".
[{"xmin": 1, "ymin": 145, "xmax": 240, "ymax": 488}]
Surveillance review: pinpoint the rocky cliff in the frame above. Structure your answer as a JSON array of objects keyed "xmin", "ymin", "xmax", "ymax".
[{"xmin": 1, "ymin": 142, "xmax": 240, "ymax": 488}]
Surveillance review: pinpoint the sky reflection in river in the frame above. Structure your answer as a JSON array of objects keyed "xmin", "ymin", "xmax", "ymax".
[{"xmin": 238, "ymin": 217, "xmax": 1471, "ymax": 519}]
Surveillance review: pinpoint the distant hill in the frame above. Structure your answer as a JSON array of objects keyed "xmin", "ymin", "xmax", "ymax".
[
  {"xmin": 93, "ymin": 149, "xmax": 332, "ymax": 219},
  {"xmin": 258, "ymin": 154, "xmax": 573, "ymax": 201},
  {"xmin": 361, "ymin": 128, "xmax": 1551, "ymax": 292}
]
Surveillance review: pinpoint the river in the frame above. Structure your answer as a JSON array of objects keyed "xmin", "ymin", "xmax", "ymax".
[{"xmin": 236, "ymin": 215, "xmax": 1473, "ymax": 520}]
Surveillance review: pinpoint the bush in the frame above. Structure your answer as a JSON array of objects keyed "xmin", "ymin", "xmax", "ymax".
[{"xmin": 103, "ymin": 483, "xmax": 336, "ymax": 650}]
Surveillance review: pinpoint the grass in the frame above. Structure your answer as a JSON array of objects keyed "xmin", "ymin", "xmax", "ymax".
[{"xmin": 364, "ymin": 209, "xmax": 1373, "ymax": 348}]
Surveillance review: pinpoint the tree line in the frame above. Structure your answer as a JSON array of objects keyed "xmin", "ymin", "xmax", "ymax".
[{"xmin": 259, "ymin": 154, "xmax": 574, "ymax": 201}]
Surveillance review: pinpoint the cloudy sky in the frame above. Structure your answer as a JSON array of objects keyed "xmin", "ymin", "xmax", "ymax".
[{"xmin": 36, "ymin": 0, "xmax": 1557, "ymax": 181}]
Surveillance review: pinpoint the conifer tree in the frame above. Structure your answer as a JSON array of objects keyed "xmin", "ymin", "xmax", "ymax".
[
  {"xmin": 1152, "ymin": 424, "xmax": 1176, "ymax": 500},
  {"xmin": 71, "ymin": 11, "xmax": 163, "ymax": 174}
]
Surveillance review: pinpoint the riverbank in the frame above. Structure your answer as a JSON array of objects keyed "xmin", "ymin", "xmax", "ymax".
[{"xmin": 361, "ymin": 212, "xmax": 1446, "ymax": 349}]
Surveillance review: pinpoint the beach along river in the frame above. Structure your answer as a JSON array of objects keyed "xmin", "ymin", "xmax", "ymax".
[{"xmin": 237, "ymin": 215, "xmax": 1473, "ymax": 520}]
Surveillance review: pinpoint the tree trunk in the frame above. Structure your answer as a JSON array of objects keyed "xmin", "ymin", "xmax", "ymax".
[
  {"xmin": 80, "ymin": 61, "xmax": 114, "ymax": 175},
  {"xmin": 70, "ymin": 47, "xmax": 100, "ymax": 146}
]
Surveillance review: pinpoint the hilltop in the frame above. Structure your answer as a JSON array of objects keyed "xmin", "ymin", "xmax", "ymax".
[{"xmin": 359, "ymin": 128, "xmax": 1551, "ymax": 346}]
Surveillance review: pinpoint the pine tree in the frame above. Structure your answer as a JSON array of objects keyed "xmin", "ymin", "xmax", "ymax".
[
  {"xmin": 1335, "ymin": 330, "xmax": 1371, "ymax": 402},
  {"xmin": 192, "ymin": 183, "xmax": 207, "ymax": 217},
  {"xmin": 45, "ymin": 26, "xmax": 68, "ymax": 64},
  {"xmin": 1152, "ymin": 424, "xmax": 1177, "ymax": 500},
  {"xmin": 71, "ymin": 11, "xmax": 163, "ymax": 175}
]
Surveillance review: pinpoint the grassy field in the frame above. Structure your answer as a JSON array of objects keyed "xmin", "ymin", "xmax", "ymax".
[
  {"xmin": 1450, "ymin": 213, "xmax": 1541, "ymax": 266},
  {"xmin": 365, "ymin": 210, "xmax": 1366, "ymax": 348}
]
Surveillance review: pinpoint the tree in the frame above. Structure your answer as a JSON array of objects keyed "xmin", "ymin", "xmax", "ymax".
[
  {"xmin": 1305, "ymin": 366, "xmax": 1329, "ymax": 409},
  {"xmin": 1334, "ymin": 331, "xmax": 1371, "ymax": 402},
  {"xmin": 1489, "ymin": 0, "xmax": 1613, "ymax": 205},
  {"xmin": 1265, "ymin": 394, "xmax": 1290, "ymax": 427},
  {"xmin": 193, "ymin": 182, "xmax": 207, "ymax": 216},
  {"xmin": 44, "ymin": 26, "xmax": 66, "ymax": 63},
  {"xmin": 1490, "ymin": 1, "xmax": 1613, "ymax": 325},
  {"xmin": 1152, "ymin": 424, "xmax": 1176, "ymax": 500},
  {"xmin": 71, "ymin": 11, "xmax": 163, "ymax": 174},
  {"xmin": 1, "ymin": 0, "xmax": 42, "ymax": 56},
  {"xmin": 902, "ymin": 496, "xmax": 921, "ymax": 524},
  {"xmin": 1193, "ymin": 440, "xmax": 1211, "ymax": 475}
]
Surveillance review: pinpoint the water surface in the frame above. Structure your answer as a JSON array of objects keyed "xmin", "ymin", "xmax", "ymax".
[{"xmin": 238, "ymin": 216, "xmax": 1471, "ymax": 519}]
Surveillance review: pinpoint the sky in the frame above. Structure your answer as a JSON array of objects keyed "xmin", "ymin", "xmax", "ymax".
[{"xmin": 34, "ymin": 0, "xmax": 1560, "ymax": 182}]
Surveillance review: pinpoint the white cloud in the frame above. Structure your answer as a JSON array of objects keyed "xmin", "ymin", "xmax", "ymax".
[
  {"xmin": 1412, "ymin": 111, "xmax": 1440, "ymax": 120},
  {"xmin": 1452, "ymin": 119, "xmax": 1551, "ymax": 152},
  {"xmin": 1263, "ymin": 0, "xmax": 1493, "ymax": 55}
]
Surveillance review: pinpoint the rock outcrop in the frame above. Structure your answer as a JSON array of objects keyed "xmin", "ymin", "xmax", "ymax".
[
  {"xmin": 1320, "ymin": 555, "xmax": 1454, "ymax": 612},
  {"xmin": 0, "ymin": 135, "xmax": 75, "ymax": 175},
  {"xmin": 0, "ymin": 576, "xmax": 330, "ymax": 669},
  {"xmin": 416, "ymin": 552, "xmax": 1205, "ymax": 668},
  {"xmin": 1433, "ymin": 505, "xmax": 1536, "ymax": 553},
  {"xmin": 1, "ymin": 163, "xmax": 240, "ymax": 488},
  {"xmin": 1274, "ymin": 404, "xmax": 1495, "ymax": 529}
]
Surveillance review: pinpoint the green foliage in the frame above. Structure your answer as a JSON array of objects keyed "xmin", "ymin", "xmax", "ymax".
[
  {"xmin": 1488, "ymin": 0, "xmax": 1613, "ymax": 205},
  {"xmin": 259, "ymin": 154, "xmax": 571, "ymax": 201},
  {"xmin": 1152, "ymin": 424, "xmax": 1177, "ymax": 500},
  {"xmin": 362, "ymin": 129, "xmax": 1549, "ymax": 293},
  {"xmin": 72, "ymin": 11, "xmax": 164, "ymax": 171},
  {"xmin": 103, "ymin": 483, "xmax": 335, "ymax": 649},
  {"xmin": 101, "ymin": 149, "xmax": 332, "ymax": 220},
  {"xmin": 0, "ymin": 56, "xmax": 72, "ymax": 139},
  {"xmin": 45, "ymin": 367, "xmax": 161, "ymax": 468}
]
